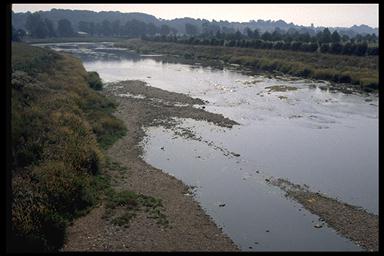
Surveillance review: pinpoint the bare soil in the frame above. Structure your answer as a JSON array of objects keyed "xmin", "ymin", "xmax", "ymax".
[{"xmin": 62, "ymin": 80, "xmax": 239, "ymax": 251}]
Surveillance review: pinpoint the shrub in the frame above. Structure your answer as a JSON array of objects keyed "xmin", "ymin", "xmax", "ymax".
[
  {"xmin": 86, "ymin": 71, "xmax": 103, "ymax": 90},
  {"xmin": 11, "ymin": 173, "xmax": 67, "ymax": 252}
]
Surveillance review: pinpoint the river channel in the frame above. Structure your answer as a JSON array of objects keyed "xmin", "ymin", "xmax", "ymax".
[{"xmin": 35, "ymin": 42, "xmax": 378, "ymax": 251}]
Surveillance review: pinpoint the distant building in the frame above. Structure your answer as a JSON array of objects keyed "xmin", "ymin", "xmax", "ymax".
[{"xmin": 77, "ymin": 31, "xmax": 89, "ymax": 37}]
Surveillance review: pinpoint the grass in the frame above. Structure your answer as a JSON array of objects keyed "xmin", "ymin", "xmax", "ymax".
[
  {"xmin": 100, "ymin": 159, "xmax": 169, "ymax": 228},
  {"xmin": 106, "ymin": 158, "xmax": 129, "ymax": 173},
  {"xmin": 111, "ymin": 211, "xmax": 138, "ymax": 227},
  {"xmin": 10, "ymin": 42, "xmax": 127, "ymax": 252},
  {"xmin": 105, "ymin": 188, "xmax": 169, "ymax": 228},
  {"xmin": 116, "ymin": 39, "xmax": 378, "ymax": 91}
]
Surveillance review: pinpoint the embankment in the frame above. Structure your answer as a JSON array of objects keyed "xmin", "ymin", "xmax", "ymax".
[{"xmin": 10, "ymin": 42, "xmax": 126, "ymax": 251}]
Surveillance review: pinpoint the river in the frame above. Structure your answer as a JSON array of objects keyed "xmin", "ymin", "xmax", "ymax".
[{"xmin": 35, "ymin": 42, "xmax": 378, "ymax": 251}]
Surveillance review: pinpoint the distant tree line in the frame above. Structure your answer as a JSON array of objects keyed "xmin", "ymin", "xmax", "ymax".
[
  {"xmin": 16, "ymin": 12, "xmax": 378, "ymax": 57},
  {"xmin": 145, "ymin": 26, "xmax": 378, "ymax": 56},
  {"xmin": 17, "ymin": 12, "xmax": 175, "ymax": 40},
  {"xmin": 77, "ymin": 19, "xmax": 174, "ymax": 37}
]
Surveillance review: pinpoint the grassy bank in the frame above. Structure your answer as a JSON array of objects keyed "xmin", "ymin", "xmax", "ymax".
[
  {"xmin": 116, "ymin": 39, "xmax": 378, "ymax": 91},
  {"xmin": 10, "ymin": 42, "xmax": 126, "ymax": 251}
]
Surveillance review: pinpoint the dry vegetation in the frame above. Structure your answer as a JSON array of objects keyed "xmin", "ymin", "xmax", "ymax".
[{"xmin": 10, "ymin": 43, "xmax": 126, "ymax": 251}]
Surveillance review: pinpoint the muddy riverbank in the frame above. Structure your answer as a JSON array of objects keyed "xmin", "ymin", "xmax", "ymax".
[{"xmin": 62, "ymin": 80, "xmax": 239, "ymax": 251}]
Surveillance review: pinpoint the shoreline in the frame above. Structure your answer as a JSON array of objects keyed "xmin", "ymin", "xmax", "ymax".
[{"xmin": 62, "ymin": 80, "xmax": 239, "ymax": 251}]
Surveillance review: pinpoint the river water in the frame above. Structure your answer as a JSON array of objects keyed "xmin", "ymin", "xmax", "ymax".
[{"xmin": 35, "ymin": 42, "xmax": 378, "ymax": 251}]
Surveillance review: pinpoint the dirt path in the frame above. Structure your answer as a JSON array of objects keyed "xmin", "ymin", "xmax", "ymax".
[{"xmin": 62, "ymin": 80, "xmax": 239, "ymax": 251}]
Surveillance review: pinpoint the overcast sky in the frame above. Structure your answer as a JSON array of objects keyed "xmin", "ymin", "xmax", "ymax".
[{"xmin": 12, "ymin": 4, "xmax": 379, "ymax": 28}]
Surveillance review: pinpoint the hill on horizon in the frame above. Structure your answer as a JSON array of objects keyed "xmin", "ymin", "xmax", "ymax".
[{"xmin": 12, "ymin": 9, "xmax": 379, "ymax": 37}]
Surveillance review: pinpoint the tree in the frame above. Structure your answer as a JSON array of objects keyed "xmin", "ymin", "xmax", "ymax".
[
  {"xmin": 160, "ymin": 24, "xmax": 170, "ymax": 36},
  {"xmin": 57, "ymin": 19, "xmax": 74, "ymax": 37},
  {"xmin": 147, "ymin": 23, "xmax": 158, "ymax": 35},
  {"xmin": 234, "ymin": 30, "xmax": 242, "ymax": 40},
  {"xmin": 78, "ymin": 21, "xmax": 90, "ymax": 33},
  {"xmin": 261, "ymin": 31, "xmax": 272, "ymax": 41},
  {"xmin": 185, "ymin": 23, "xmax": 198, "ymax": 36},
  {"xmin": 252, "ymin": 29, "xmax": 260, "ymax": 39},
  {"xmin": 25, "ymin": 13, "xmax": 48, "ymax": 38},
  {"xmin": 367, "ymin": 46, "xmax": 378, "ymax": 55},
  {"xmin": 12, "ymin": 26, "xmax": 27, "ymax": 41},
  {"xmin": 354, "ymin": 42, "xmax": 368, "ymax": 56},
  {"xmin": 320, "ymin": 43, "xmax": 330, "ymax": 53},
  {"xmin": 44, "ymin": 18, "xmax": 56, "ymax": 37},
  {"xmin": 111, "ymin": 20, "xmax": 120, "ymax": 36},
  {"xmin": 298, "ymin": 32, "xmax": 311, "ymax": 43},
  {"xmin": 132, "ymin": 19, "xmax": 147, "ymax": 37},
  {"xmin": 245, "ymin": 27, "xmax": 253, "ymax": 38},
  {"xmin": 320, "ymin": 28, "xmax": 332, "ymax": 44},
  {"xmin": 341, "ymin": 34, "xmax": 349, "ymax": 42},
  {"xmin": 201, "ymin": 20, "xmax": 209, "ymax": 34},
  {"xmin": 330, "ymin": 42, "xmax": 343, "ymax": 54},
  {"xmin": 290, "ymin": 41, "xmax": 303, "ymax": 51},
  {"xmin": 271, "ymin": 30, "xmax": 282, "ymax": 41},
  {"xmin": 89, "ymin": 22, "xmax": 95, "ymax": 35},
  {"xmin": 12, "ymin": 26, "xmax": 20, "ymax": 41},
  {"xmin": 101, "ymin": 19, "xmax": 112, "ymax": 36},
  {"xmin": 331, "ymin": 31, "xmax": 341, "ymax": 43},
  {"xmin": 342, "ymin": 42, "xmax": 355, "ymax": 55}
]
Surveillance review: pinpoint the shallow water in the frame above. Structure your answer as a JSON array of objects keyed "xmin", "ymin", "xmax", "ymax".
[{"xmin": 37, "ymin": 42, "xmax": 378, "ymax": 251}]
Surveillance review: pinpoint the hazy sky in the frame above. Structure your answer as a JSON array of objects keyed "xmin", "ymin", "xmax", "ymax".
[{"xmin": 12, "ymin": 4, "xmax": 379, "ymax": 28}]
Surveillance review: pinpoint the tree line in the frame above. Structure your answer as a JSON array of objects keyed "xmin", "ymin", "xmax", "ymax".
[
  {"xmin": 13, "ymin": 12, "xmax": 174, "ymax": 40},
  {"xmin": 13, "ymin": 12, "xmax": 378, "ymax": 57},
  {"xmin": 145, "ymin": 26, "xmax": 378, "ymax": 56}
]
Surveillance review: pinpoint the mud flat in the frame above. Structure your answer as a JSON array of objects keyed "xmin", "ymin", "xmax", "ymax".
[
  {"xmin": 62, "ymin": 80, "xmax": 238, "ymax": 251},
  {"xmin": 269, "ymin": 178, "xmax": 378, "ymax": 251}
]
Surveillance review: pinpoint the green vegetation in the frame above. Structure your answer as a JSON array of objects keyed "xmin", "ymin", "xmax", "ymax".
[
  {"xmin": 87, "ymin": 71, "xmax": 103, "ymax": 90},
  {"xmin": 146, "ymin": 27, "xmax": 378, "ymax": 57},
  {"xmin": 10, "ymin": 42, "xmax": 126, "ymax": 252},
  {"xmin": 105, "ymin": 189, "xmax": 169, "ymax": 228},
  {"xmin": 116, "ymin": 39, "xmax": 378, "ymax": 91}
]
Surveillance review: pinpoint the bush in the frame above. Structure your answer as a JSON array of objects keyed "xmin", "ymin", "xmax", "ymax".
[
  {"xmin": 87, "ymin": 71, "xmax": 103, "ymax": 90},
  {"xmin": 11, "ymin": 172, "xmax": 68, "ymax": 252}
]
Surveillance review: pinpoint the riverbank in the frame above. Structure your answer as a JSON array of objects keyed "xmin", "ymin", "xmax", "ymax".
[
  {"xmin": 10, "ymin": 43, "xmax": 126, "ymax": 251},
  {"xmin": 62, "ymin": 80, "xmax": 239, "ymax": 251},
  {"xmin": 115, "ymin": 39, "xmax": 378, "ymax": 92}
]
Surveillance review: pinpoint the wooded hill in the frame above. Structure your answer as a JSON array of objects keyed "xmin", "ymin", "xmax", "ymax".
[{"xmin": 12, "ymin": 9, "xmax": 378, "ymax": 37}]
